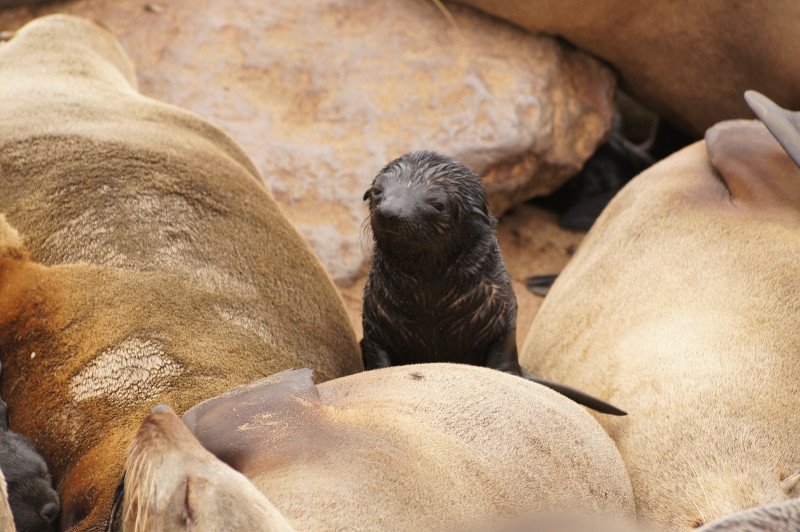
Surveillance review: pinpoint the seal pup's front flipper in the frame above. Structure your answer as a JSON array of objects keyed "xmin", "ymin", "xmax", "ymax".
[
  {"xmin": 745, "ymin": 90, "xmax": 800, "ymax": 168},
  {"xmin": 182, "ymin": 369, "xmax": 325, "ymax": 477}
]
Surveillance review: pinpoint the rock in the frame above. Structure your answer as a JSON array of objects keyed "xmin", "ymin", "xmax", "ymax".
[{"xmin": 0, "ymin": 0, "xmax": 615, "ymax": 284}]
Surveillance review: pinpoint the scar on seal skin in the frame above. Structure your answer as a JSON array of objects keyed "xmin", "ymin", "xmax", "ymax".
[
  {"xmin": 0, "ymin": 362, "xmax": 60, "ymax": 532},
  {"xmin": 361, "ymin": 151, "xmax": 624, "ymax": 415}
]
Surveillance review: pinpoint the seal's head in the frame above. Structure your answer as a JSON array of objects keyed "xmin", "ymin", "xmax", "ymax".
[
  {"xmin": 121, "ymin": 404, "xmax": 293, "ymax": 532},
  {"xmin": 0, "ymin": 430, "xmax": 59, "ymax": 532},
  {"xmin": 363, "ymin": 151, "xmax": 493, "ymax": 257}
]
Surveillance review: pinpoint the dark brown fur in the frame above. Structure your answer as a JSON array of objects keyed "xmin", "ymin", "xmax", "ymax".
[{"xmin": 361, "ymin": 151, "xmax": 625, "ymax": 415}]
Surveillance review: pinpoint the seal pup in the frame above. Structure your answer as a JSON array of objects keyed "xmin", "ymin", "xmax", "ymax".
[
  {"xmin": 0, "ymin": 15, "xmax": 360, "ymax": 531},
  {"xmin": 521, "ymin": 93, "xmax": 800, "ymax": 529},
  {"xmin": 361, "ymin": 150, "xmax": 625, "ymax": 415},
  {"xmin": 115, "ymin": 364, "xmax": 634, "ymax": 531},
  {"xmin": 0, "ymin": 362, "xmax": 59, "ymax": 532}
]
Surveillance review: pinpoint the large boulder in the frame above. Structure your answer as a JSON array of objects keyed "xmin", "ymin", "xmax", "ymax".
[{"xmin": 0, "ymin": 0, "xmax": 616, "ymax": 283}]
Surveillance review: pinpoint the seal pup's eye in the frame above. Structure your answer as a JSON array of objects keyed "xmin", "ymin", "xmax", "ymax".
[{"xmin": 430, "ymin": 202, "xmax": 445, "ymax": 212}]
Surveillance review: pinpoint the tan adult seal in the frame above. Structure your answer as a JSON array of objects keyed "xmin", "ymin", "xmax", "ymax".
[
  {"xmin": 0, "ymin": 14, "xmax": 361, "ymax": 531},
  {"xmin": 455, "ymin": 0, "xmax": 800, "ymax": 135},
  {"xmin": 521, "ymin": 92, "xmax": 800, "ymax": 529},
  {"xmin": 118, "ymin": 364, "xmax": 635, "ymax": 531}
]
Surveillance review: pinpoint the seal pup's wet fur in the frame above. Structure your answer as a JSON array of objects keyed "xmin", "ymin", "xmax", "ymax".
[{"xmin": 361, "ymin": 151, "xmax": 624, "ymax": 415}]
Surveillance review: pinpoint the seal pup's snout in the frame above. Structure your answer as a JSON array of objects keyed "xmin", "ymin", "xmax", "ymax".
[
  {"xmin": 374, "ymin": 187, "xmax": 414, "ymax": 222},
  {"xmin": 40, "ymin": 499, "xmax": 59, "ymax": 525}
]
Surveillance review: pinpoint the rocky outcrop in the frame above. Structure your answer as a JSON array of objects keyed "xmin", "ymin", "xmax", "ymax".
[{"xmin": 0, "ymin": 0, "xmax": 615, "ymax": 284}]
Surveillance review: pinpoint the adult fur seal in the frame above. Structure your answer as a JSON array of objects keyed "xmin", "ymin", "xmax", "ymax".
[
  {"xmin": 0, "ymin": 362, "xmax": 59, "ymax": 532},
  {"xmin": 116, "ymin": 364, "xmax": 634, "ymax": 530},
  {"xmin": 0, "ymin": 15, "xmax": 360, "ymax": 531},
  {"xmin": 521, "ymin": 92, "xmax": 800, "ymax": 530},
  {"xmin": 361, "ymin": 151, "xmax": 625, "ymax": 415}
]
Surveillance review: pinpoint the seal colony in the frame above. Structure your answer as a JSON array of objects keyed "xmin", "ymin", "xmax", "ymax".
[
  {"xmin": 522, "ymin": 92, "xmax": 800, "ymax": 530},
  {"xmin": 116, "ymin": 364, "xmax": 634, "ymax": 531},
  {"xmin": 0, "ymin": 15, "xmax": 360, "ymax": 530},
  {"xmin": 361, "ymin": 151, "xmax": 624, "ymax": 415}
]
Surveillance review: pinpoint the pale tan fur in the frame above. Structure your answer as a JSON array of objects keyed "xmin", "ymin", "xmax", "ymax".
[
  {"xmin": 521, "ymin": 124, "xmax": 800, "ymax": 529},
  {"xmin": 123, "ymin": 406, "xmax": 293, "ymax": 532},
  {"xmin": 455, "ymin": 0, "xmax": 800, "ymax": 135},
  {"xmin": 0, "ymin": 15, "xmax": 361, "ymax": 530},
  {"xmin": 173, "ymin": 364, "xmax": 635, "ymax": 531},
  {"xmin": 0, "ymin": 468, "xmax": 15, "ymax": 532}
]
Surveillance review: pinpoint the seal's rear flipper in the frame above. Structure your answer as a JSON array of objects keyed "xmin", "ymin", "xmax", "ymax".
[
  {"xmin": 745, "ymin": 90, "xmax": 800, "ymax": 169},
  {"xmin": 521, "ymin": 368, "xmax": 627, "ymax": 416}
]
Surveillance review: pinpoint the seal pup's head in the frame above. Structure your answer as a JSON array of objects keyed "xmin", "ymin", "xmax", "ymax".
[
  {"xmin": 363, "ymin": 151, "xmax": 494, "ymax": 260},
  {"xmin": 0, "ymin": 361, "xmax": 59, "ymax": 532},
  {"xmin": 122, "ymin": 404, "xmax": 293, "ymax": 532},
  {"xmin": 0, "ymin": 431, "xmax": 58, "ymax": 532}
]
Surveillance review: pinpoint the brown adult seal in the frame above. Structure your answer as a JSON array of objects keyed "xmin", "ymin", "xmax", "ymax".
[
  {"xmin": 361, "ymin": 151, "xmax": 624, "ymax": 415},
  {"xmin": 0, "ymin": 15, "xmax": 360, "ymax": 531}
]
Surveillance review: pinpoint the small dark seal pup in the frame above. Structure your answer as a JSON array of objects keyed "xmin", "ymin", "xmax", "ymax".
[
  {"xmin": 361, "ymin": 151, "xmax": 625, "ymax": 415},
  {"xmin": 0, "ymin": 362, "xmax": 60, "ymax": 532}
]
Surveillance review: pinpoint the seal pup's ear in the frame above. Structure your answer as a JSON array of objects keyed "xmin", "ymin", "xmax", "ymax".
[{"xmin": 745, "ymin": 90, "xmax": 800, "ymax": 169}]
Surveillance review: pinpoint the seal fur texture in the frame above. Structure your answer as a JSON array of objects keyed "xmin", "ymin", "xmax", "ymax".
[
  {"xmin": 521, "ymin": 115, "xmax": 800, "ymax": 529},
  {"xmin": 0, "ymin": 15, "xmax": 360, "ymax": 531},
  {"xmin": 698, "ymin": 497, "xmax": 800, "ymax": 532},
  {"xmin": 123, "ymin": 364, "xmax": 635, "ymax": 531},
  {"xmin": 361, "ymin": 151, "xmax": 624, "ymax": 415}
]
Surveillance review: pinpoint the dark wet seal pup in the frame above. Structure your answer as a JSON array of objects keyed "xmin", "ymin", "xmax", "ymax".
[
  {"xmin": 0, "ymin": 363, "xmax": 60, "ymax": 532},
  {"xmin": 361, "ymin": 151, "xmax": 625, "ymax": 415}
]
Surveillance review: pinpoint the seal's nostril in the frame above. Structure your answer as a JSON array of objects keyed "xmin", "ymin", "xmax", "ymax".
[{"xmin": 41, "ymin": 501, "xmax": 59, "ymax": 523}]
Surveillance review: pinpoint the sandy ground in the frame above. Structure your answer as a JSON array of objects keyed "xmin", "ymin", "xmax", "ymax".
[{"xmin": 335, "ymin": 203, "xmax": 586, "ymax": 347}]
